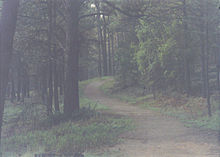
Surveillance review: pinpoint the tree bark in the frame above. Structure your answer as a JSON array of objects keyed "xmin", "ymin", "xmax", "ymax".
[
  {"xmin": 47, "ymin": 0, "xmax": 54, "ymax": 116},
  {"xmin": 64, "ymin": 0, "xmax": 80, "ymax": 115},
  {"xmin": 59, "ymin": 55, "xmax": 65, "ymax": 96},
  {"xmin": 95, "ymin": 1, "xmax": 107, "ymax": 76},
  {"xmin": 53, "ymin": 0, "xmax": 60, "ymax": 112},
  {"xmin": 54, "ymin": 60, "xmax": 60, "ymax": 112},
  {"xmin": 98, "ymin": 29, "xmax": 102, "ymax": 77},
  {"xmin": 17, "ymin": 60, "xmax": 21, "ymax": 102},
  {"xmin": 96, "ymin": 4, "xmax": 102, "ymax": 77},
  {"xmin": 200, "ymin": 21, "xmax": 207, "ymax": 97},
  {"xmin": 0, "ymin": 0, "xmax": 19, "ymax": 154},
  {"xmin": 108, "ymin": 29, "xmax": 112, "ymax": 75},
  {"xmin": 111, "ymin": 32, "xmax": 115, "ymax": 75},
  {"xmin": 11, "ymin": 76, "xmax": 16, "ymax": 103},
  {"xmin": 205, "ymin": 2, "xmax": 211, "ymax": 117},
  {"xmin": 102, "ymin": 16, "xmax": 108, "ymax": 76},
  {"xmin": 182, "ymin": 0, "xmax": 191, "ymax": 96}
]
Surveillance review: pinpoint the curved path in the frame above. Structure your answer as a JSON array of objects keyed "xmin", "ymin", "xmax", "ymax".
[{"xmin": 84, "ymin": 80, "xmax": 220, "ymax": 157}]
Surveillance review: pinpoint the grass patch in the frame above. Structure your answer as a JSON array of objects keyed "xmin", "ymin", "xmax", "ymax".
[
  {"xmin": 80, "ymin": 97, "xmax": 108, "ymax": 110},
  {"xmin": 2, "ymin": 77, "xmax": 132, "ymax": 156},
  {"xmin": 2, "ymin": 117, "xmax": 132, "ymax": 154}
]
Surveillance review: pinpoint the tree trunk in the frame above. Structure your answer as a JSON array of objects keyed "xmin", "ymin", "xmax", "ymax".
[
  {"xmin": 108, "ymin": 29, "xmax": 112, "ymax": 75},
  {"xmin": 64, "ymin": 0, "xmax": 80, "ymax": 115},
  {"xmin": 59, "ymin": 55, "xmax": 65, "ymax": 96},
  {"xmin": 0, "ymin": 0, "xmax": 19, "ymax": 154},
  {"xmin": 97, "ymin": 25, "xmax": 102, "ymax": 77},
  {"xmin": 201, "ymin": 31, "xmax": 207, "ymax": 97},
  {"xmin": 95, "ymin": 1, "xmax": 107, "ymax": 77},
  {"xmin": 17, "ymin": 73, "xmax": 21, "ymax": 102},
  {"xmin": 47, "ymin": 0, "xmax": 54, "ymax": 116},
  {"xmin": 11, "ymin": 76, "xmax": 16, "ymax": 103},
  {"xmin": 205, "ymin": 2, "xmax": 211, "ymax": 117},
  {"xmin": 198, "ymin": 0, "xmax": 207, "ymax": 97},
  {"xmin": 53, "ymin": 0, "xmax": 60, "ymax": 112},
  {"xmin": 54, "ymin": 60, "xmax": 60, "ymax": 112},
  {"xmin": 48, "ymin": 62, "xmax": 53, "ymax": 115},
  {"xmin": 182, "ymin": 0, "xmax": 191, "ymax": 96},
  {"xmin": 111, "ymin": 32, "xmax": 115, "ymax": 75},
  {"xmin": 217, "ymin": 64, "xmax": 220, "ymax": 91},
  {"xmin": 102, "ymin": 16, "xmax": 108, "ymax": 76},
  {"xmin": 26, "ymin": 75, "xmax": 30, "ymax": 98},
  {"xmin": 41, "ymin": 65, "xmax": 48, "ymax": 104}
]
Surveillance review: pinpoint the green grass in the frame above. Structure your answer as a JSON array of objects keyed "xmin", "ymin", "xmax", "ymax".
[
  {"xmin": 4, "ymin": 150, "xmax": 122, "ymax": 157},
  {"xmin": 2, "ymin": 117, "xmax": 132, "ymax": 154},
  {"xmin": 80, "ymin": 97, "xmax": 108, "ymax": 110},
  {"xmin": 158, "ymin": 97, "xmax": 220, "ymax": 131},
  {"xmin": 2, "ymin": 77, "xmax": 133, "ymax": 156},
  {"xmin": 3, "ymin": 101, "xmax": 23, "ymax": 123}
]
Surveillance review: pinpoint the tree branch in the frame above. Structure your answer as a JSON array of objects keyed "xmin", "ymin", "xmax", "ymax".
[{"xmin": 79, "ymin": 12, "xmax": 108, "ymax": 20}]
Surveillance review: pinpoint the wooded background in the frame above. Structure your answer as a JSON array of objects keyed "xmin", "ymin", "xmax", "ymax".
[{"xmin": 1, "ymin": 0, "xmax": 220, "ymax": 155}]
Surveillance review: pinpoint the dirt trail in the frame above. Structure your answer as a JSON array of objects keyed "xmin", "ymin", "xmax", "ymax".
[{"xmin": 84, "ymin": 81, "xmax": 220, "ymax": 157}]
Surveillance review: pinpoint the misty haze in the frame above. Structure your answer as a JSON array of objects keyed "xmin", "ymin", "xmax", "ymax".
[{"xmin": 0, "ymin": 0, "xmax": 220, "ymax": 157}]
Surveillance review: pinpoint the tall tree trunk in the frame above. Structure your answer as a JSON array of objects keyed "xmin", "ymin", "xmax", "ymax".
[
  {"xmin": 0, "ymin": 0, "xmax": 19, "ymax": 154},
  {"xmin": 217, "ymin": 62, "xmax": 220, "ymax": 91},
  {"xmin": 21, "ymin": 67, "xmax": 27, "ymax": 102},
  {"xmin": 108, "ymin": 29, "xmax": 112, "ymax": 75},
  {"xmin": 47, "ymin": 0, "xmax": 54, "ymax": 116},
  {"xmin": 41, "ymin": 65, "xmax": 48, "ymax": 104},
  {"xmin": 53, "ymin": 50, "xmax": 60, "ymax": 112},
  {"xmin": 17, "ymin": 73, "xmax": 21, "ymax": 102},
  {"xmin": 53, "ymin": 0, "xmax": 60, "ymax": 112},
  {"xmin": 59, "ymin": 55, "xmax": 65, "ymax": 96},
  {"xmin": 54, "ymin": 60, "xmax": 60, "ymax": 112},
  {"xmin": 182, "ymin": 0, "xmax": 191, "ymax": 96},
  {"xmin": 11, "ymin": 76, "xmax": 16, "ymax": 103},
  {"xmin": 205, "ymin": 2, "xmax": 211, "ymax": 117},
  {"xmin": 95, "ymin": 1, "xmax": 107, "ymax": 76},
  {"xmin": 64, "ymin": 0, "xmax": 80, "ymax": 115},
  {"xmin": 97, "ymin": 25, "xmax": 102, "ymax": 77},
  {"xmin": 48, "ymin": 62, "xmax": 53, "ymax": 115},
  {"xmin": 200, "ymin": 22, "xmax": 207, "ymax": 97},
  {"xmin": 26, "ymin": 75, "xmax": 30, "ymax": 98},
  {"xmin": 102, "ymin": 16, "xmax": 108, "ymax": 76},
  {"xmin": 111, "ymin": 32, "xmax": 115, "ymax": 75}
]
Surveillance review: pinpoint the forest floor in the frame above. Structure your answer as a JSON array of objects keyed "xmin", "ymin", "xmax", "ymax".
[{"xmin": 84, "ymin": 80, "xmax": 220, "ymax": 157}]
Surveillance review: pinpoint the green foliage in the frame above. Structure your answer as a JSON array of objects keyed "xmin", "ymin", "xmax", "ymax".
[
  {"xmin": 100, "ymin": 78, "xmax": 151, "ymax": 104},
  {"xmin": 112, "ymin": 0, "xmax": 220, "ymax": 95},
  {"xmin": 135, "ymin": 18, "xmax": 185, "ymax": 90},
  {"xmin": 115, "ymin": 42, "xmax": 140, "ymax": 88}
]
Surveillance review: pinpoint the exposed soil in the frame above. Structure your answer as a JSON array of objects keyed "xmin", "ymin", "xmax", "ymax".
[{"xmin": 84, "ymin": 80, "xmax": 220, "ymax": 157}]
